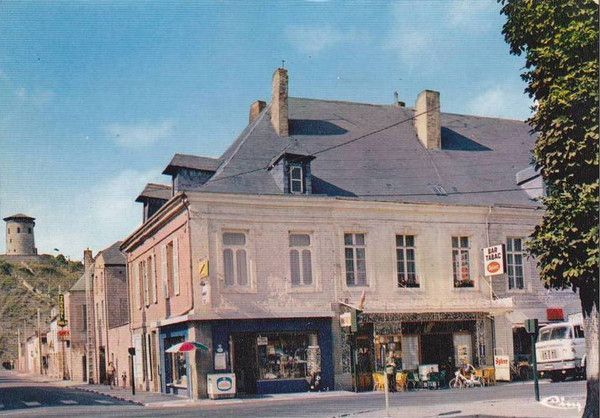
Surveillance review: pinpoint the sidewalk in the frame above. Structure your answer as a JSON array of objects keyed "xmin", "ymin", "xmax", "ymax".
[
  {"xmin": 353, "ymin": 395, "xmax": 585, "ymax": 418},
  {"xmin": 71, "ymin": 383, "xmax": 363, "ymax": 408}
]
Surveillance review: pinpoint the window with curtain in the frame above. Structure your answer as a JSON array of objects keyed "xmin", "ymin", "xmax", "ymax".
[
  {"xmin": 345, "ymin": 233, "xmax": 367, "ymax": 286},
  {"xmin": 507, "ymin": 237, "xmax": 525, "ymax": 290},
  {"xmin": 396, "ymin": 235, "xmax": 418, "ymax": 287},
  {"xmin": 222, "ymin": 232, "xmax": 248, "ymax": 286},
  {"xmin": 289, "ymin": 233, "xmax": 313, "ymax": 286},
  {"xmin": 452, "ymin": 236, "xmax": 473, "ymax": 288}
]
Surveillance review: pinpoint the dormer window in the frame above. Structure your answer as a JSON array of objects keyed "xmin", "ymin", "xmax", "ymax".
[
  {"xmin": 268, "ymin": 149, "xmax": 315, "ymax": 195},
  {"xmin": 289, "ymin": 165, "xmax": 303, "ymax": 193}
]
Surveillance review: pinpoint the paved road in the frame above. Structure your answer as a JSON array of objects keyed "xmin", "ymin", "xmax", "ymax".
[
  {"xmin": 0, "ymin": 370, "xmax": 586, "ymax": 418},
  {"xmin": 0, "ymin": 371, "xmax": 136, "ymax": 416}
]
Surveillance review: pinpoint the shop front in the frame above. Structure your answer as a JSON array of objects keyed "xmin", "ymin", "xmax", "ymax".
[
  {"xmin": 211, "ymin": 317, "xmax": 333, "ymax": 395},
  {"xmin": 346, "ymin": 312, "xmax": 492, "ymax": 391},
  {"xmin": 159, "ymin": 323, "xmax": 191, "ymax": 397}
]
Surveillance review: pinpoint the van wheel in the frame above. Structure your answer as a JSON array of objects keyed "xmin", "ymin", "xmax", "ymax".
[{"xmin": 550, "ymin": 372, "xmax": 565, "ymax": 382}]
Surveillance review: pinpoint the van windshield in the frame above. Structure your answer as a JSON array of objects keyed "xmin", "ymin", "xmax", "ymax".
[{"xmin": 538, "ymin": 326, "xmax": 571, "ymax": 341}]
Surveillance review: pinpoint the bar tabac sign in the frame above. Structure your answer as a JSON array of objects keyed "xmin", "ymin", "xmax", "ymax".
[
  {"xmin": 57, "ymin": 294, "xmax": 68, "ymax": 327},
  {"xmin": 483, "ymin": 244, "xmax": 506, "ymax": 276}
]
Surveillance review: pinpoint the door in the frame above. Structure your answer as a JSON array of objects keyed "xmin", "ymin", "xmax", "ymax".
[
  {"xmin": 82, "ymin": 356, "xmax": 87, "ymax": 382},
  {"xmin": 453, "ymin": 332, "xmax": 473, "ymax": 366},
  {"xmin": 421, "ymin": 333, "xmax": 454, "ymax": 366},
  {"xmin": 99, "ymin": 347, "xmax": 107, "ymax": 384},
  {"xmin": 232, "ymin": 334, "xmax": 258, "ymax": 395}
]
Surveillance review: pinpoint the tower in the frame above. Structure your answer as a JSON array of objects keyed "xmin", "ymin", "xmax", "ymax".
[{"xmin": 4, "ymin": 213, "xmax": 37, "ymax": 255}]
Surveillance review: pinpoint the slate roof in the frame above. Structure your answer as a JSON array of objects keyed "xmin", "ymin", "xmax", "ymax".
[
  {"xmin": 70, "ymin": 274, "xmax": 87, "ymax": 292},
  {"xmin": 162, "ymin": 153, "xmax": 222, "ymax": 175},
  {"xmin": 97, "ymin": 241, "xmax": 125, "ymax": 265},
  {"xmin": 3, "ymin": 213, "xmax": 35, "ymax": 221},
  {"xmin": 135, "ymin": 183, "xmax": 171, "ymax": 202},
  {"xmin": 184, "ymin": 97, "xmax": 539, "ymax": 207}
]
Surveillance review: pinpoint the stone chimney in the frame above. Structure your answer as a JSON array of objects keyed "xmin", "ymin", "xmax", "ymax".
[
  {"xmin": 249, "ymin": 100, "xmax": 266, "ymax": 124},
  {"xmin": 83, "ymin": 248, "xmax": 93, "ymax": 271},
  {"xmin": 414, "ymin": 90, "xmax": 441, "ymax": 149},
  {"xmin": 393, "ymin": 91, "xmax": 405, "ymax": 107},
  {"xmin": 271, "ymin": 68, "xmax": 289, "ymax": 137}
]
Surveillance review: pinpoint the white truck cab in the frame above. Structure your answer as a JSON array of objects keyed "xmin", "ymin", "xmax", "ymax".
[{"xmin": 536, "ymin": 313, "xmax": 585, "ymax": 382}]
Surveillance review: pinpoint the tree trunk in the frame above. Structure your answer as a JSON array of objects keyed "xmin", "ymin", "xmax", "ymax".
[{"xmin": 582, "ymin": 302, "xmax": 599, "ymax": 418}]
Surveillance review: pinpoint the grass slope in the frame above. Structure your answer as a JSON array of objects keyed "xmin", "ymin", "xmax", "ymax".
[{"xmin": 0, "ymin": 255, "xmax": 83, "ymax": 363}]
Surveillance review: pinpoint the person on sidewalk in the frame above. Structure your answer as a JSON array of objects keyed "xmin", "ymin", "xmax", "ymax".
[{"xmin": 107, "ymin": 362, "xmax": 116, "ymax": 389}]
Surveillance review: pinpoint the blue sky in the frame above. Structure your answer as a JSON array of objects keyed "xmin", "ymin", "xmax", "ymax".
[{"xmin": 0, "ymin": 1, "xmax": 532, "ymax": 260}]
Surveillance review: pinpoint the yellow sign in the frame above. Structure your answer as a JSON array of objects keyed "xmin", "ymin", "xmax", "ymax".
[{"xmin": 198, "ymin": 259, "xmax": 209, "ymax": 278}]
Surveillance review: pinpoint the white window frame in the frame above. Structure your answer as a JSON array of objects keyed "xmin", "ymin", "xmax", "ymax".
[
  {"xmin": 289, "ymin": 164, "xmax": 303, "ymax": 194},
  {"xmin": 344, "ymin": 232, "xmax": 368, "ymax": 287},
  {"xmin": 289, "ymin": 233, "xmax": 314, "ymax": 287},
  {"xmin": 452, "ymin": 236, "xmax": 474, "ymax": 288},
  {"xmin": 222, "ymin": 231, "xmax": 250, "ymax": 288},
  {"xmin": 396, "ymin": 234, "xmax": 419, "ymax": 288},
  {"xmin": 506, "ymin": 237, "xmax": 525, "ymax": 291}
]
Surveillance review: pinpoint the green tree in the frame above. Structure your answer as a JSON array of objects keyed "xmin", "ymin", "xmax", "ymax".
[{"xmin": 499, "ymin": 1, "xmax": 598, "ymax": 416}]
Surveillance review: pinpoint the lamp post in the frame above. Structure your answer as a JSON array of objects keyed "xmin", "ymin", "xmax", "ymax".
[{"xmin": 524, "ymin": 319, "xmax": 540, "ymax": 401}]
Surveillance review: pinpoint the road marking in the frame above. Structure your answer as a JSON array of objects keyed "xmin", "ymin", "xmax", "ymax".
[
  {"xmin": 23, "ymin": 401, "xmax": 42, "ymax": 407},
  {"xmin": 60, "ymin": 400, "xmax": 78, "ymax": 405},
  {"xmin": 94, "ymin": 399, "xmax": 114, "ymax": 404}
]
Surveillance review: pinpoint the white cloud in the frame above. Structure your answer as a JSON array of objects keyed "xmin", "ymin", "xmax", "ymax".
[
  {"xmin": 14, "ymin": 87, "xmax": 54, "ymax": 106},
  {"xmin": 106, "ymin": 119, "xmax": 174, "ymax": 148},
  {"xmin": 285, "ymin": 25, "xmax": 367, "ymax": 54},
  {"xmin": 466, "ymin": 86, "xmax": 533, "ymax": 120},
  {"xmin": 447, "ymin": 0, "xmax": 497, "ymax": 29},
  {"xmin": 0, "ymin": 167, "xmax": 165, "ymax": 260}
]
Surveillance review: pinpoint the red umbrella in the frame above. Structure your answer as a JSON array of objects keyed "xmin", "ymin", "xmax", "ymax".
[{"xmin": 165, "ymin": 341, "xmax": 209, "ymax": 353}]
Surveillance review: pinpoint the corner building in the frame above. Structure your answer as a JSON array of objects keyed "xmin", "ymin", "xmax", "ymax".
[{"xmin": 121, "ymin": 68, "xmax": 579, "ymax": 398}]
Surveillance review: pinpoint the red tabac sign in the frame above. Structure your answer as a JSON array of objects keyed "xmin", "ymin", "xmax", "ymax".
[{"xmin": 57, "ymin": 329, "xmax": 70, "ymax": 341}]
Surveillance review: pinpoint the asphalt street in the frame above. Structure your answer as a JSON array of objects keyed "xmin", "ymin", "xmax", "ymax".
[{"xmin": 0, "ymin": 370, "xmax": 586, "ymax": 418}]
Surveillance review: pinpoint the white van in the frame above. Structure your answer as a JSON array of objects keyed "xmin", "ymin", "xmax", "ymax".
[{"xmin": 536, "ymin": 313, "xmax": 586, "ymax": 382}]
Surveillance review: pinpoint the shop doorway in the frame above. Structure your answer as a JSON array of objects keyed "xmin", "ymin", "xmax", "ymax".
[
  {"xmin": 232, "ymin": 334, "xmax": 258, "ymax": 395},
  {"xmin": 420, "ymin": 333, "xmax": 454, "ymax": 366}
]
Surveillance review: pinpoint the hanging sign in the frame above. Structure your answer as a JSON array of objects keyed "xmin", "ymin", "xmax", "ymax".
[
  {"xmin": 57, "ymin": 329, "xmax": 70, "ymax": 341},
  {"xmin": 57, "ymin": 294, "xmax": 68, "ymax": 327},
  {"xmin": 483, "ymin": 244, "xmax": 506, "ymax": 276}
]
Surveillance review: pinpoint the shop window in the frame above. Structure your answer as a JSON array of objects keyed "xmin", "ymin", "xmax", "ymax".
[
  {"xmin": 452, "ymin": 236, "xmax": 473, "ymax": 288},
  {"xmin": 506, "ymin": 238, "xmax": 524, "ymax": 290},
  {"xmin": 344, "ymin": 233, "xmax": 367, "ymax": 286},
  {"xmin": 222, "ymin": 232, "xmax": 248, "ymax": 286},
  {"xmin": 396, "ymin": 235, "xmax": 418, "ymax": 288},
  {"xmin": 289, "ymin": 234, "xmax": 312, "ymax": 286},
  {"xmin": 165, "ymin": 336, "xmax": 187, "ymax": 388},
  {"xmin": 257, "ymin": 333, "xmax": 313, "ymax": 380}
]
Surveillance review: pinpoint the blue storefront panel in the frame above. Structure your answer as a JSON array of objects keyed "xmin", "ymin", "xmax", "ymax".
[{"xmin": 211, "ymin": 317, "xmax": 333, "ymax": 395}]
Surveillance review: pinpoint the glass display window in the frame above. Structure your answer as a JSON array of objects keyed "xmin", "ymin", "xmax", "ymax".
[
  {"xmin": 257, "ymin": 333, "xmax": 315, "ymax": 380},
  {"xmin": 374, "ymin": 334, "xmax": 402, "ymax": 371}
]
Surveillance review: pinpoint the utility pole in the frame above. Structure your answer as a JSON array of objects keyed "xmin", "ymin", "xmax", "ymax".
[
  {"xmin": 37, "ymin": 308, "xmax": 42, "ymax": 375},
  {"xmin": 17, "ymin": 328, "xmax": 21, "ymax": 372}
]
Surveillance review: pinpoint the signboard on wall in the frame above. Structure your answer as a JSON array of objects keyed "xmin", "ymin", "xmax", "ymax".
[
  {"xmin": 198, "ymin": 259, "xmax": 209, "ymax": 278},
  {"xmin": 494, "ymin": 355, "xmax": 511, "ymax": 381},
  {"xmin": 483, "ymin": 245, "xmax": 506, "ymax": 276},
  {"xmin": 57, "ymin": 294, "xmax": 68, "ymax": 327}
]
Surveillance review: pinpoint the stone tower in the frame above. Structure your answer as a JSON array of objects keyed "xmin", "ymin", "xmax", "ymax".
[{"xmin": 4, "ymin": 213, "xmax": 37, "ymax": 255}]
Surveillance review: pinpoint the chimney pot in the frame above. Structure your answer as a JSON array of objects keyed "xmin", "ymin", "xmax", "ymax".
[
  {"xmin": 414, "ymin": 90, "xmax": 441, "ymax": 149},
  {"xmin": 83, "ymin": 248, "xmax": 93, "ymax": 271},
  {"xmin": 249, "ymin": 100, "xmax": 266, "ymax": 124},
  {"xmin": 271, "ymin": 68, "xmax": 289, "ymax": 137}
]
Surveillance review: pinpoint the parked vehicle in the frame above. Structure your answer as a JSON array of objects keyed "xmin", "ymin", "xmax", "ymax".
[
  {"xmin": 449, "ymin": 364, "xmax": 484, "ymax": 389},
  {"xmin": 536, "ymin": 313, "xmax": 586, "ymax": 382}
]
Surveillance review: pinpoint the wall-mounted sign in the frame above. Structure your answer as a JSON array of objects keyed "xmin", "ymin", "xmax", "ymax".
[
  {"xmin": 198, "ymin": 259, "xmax": 209, "ymax": 279},
  {"xmin": 340, "ymin": 310, "xmax": 358, "ymax": 332},
  {"xmin": 483, "ymin": 245, "xmax": 506, "ymax": 276},
  {"xmin": 257, "ymin": 336, "xmax": 268, "ymax": 346}
]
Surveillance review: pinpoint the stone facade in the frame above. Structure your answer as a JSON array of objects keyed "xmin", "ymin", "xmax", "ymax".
[{"xmin": 3, "ymin": 214, "xmax": 37, "ymax": 256}]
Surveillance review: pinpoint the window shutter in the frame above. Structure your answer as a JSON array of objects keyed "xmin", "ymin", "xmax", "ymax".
[
  {"xmin": 152, "ymin": 254, "xmax": 158, "ymax": 303},
  {"xmin": 161, "ymin": 245, "xmax": 168, "ymax": 298},
  {"xmin": 173, "ymin": 237, "xmax": 180, "ymax": 295}
]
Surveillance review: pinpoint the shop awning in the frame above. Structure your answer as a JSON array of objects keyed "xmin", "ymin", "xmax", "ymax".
[{"xmin": 165, "ymin": 341, "xmax": 209, "ymax": 353}]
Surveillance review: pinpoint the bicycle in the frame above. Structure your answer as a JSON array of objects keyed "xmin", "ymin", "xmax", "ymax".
[{"xmin": 449, "ymin": 364, "xmax": 484, "ymax": 389}]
